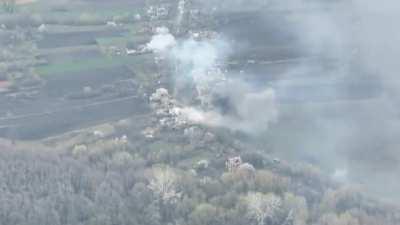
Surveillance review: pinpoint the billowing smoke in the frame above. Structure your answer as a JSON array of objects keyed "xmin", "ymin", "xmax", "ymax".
[
  {"xmin": 210, "ymin": 80, "xmax": 278, "ymax": 134},
  {"xmin": 146, "ymin": 27, "xmax": 176, "ymax": 53},
  {"xmin": 258, "ymin": 0, "xmax": 400, "ymax": 200},
  {"xmin": 148, "ymin": 0, "xmax": 400, "ymax": 200},
  {"xmin": 148, "ymin": 28, "xmax": 279, "ymax": 134},
  {"xmin": 171, "ymin": 36, "xmax": 227, "ymax": 107},
  {"xmin": 182, "ymin": 0, "xmax": 400, "ymax": 200},
  {"xmin": 178, "ymin": 84, "xmax": 278, "ymax": 135},
  {"xmin": 174, "ymin": 36, "xmax": 279, "ymax": 134}
]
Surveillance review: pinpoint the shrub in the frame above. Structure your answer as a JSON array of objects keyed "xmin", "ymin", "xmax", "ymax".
[
  {"xmin": 283, "ymin": 192, "xmax": 309, "ymax": 225},
  {"xmin": 211, "ymin": 191, "xmax": 238, "ymax": 209},
  {"xmin": 254, "ymin": 170, "xmax": 290, "ymax": 194},
  {"xmin": 111, "ymin": 151, "xmax": 134, "ymax": 167},
  {"xmin": 319, "ymin": 212, "xmax": 360, "ymax": 225},
  {"xmin": 189, "ymin": 203, "xmax": 219, "ymax": 225},
  {"xmin": 72, "ymin": 144, "xmax": 88, "ymax": 159},
  {"xmin": 199, "ymin": 177, "xmax": 224, "ymax": 199},
  {"xmin": 242, "ymin": 192, "xmax": 282, "ymax": 225},
  {"xmin": 147, "ymin": 166, "xmax": 182, "ymax": 204},
  {"xmin": 320, "ymin": 187, "xmax": 363, "ymax": 214}
]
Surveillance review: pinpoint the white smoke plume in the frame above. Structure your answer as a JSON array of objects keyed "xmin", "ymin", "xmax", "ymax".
[
  {"xmin": 178, "ymin": 85, "xmax": 278, "ymax": 135},
  {"xmin": 148, "ymin": 28, "xmax": 279, "ymax": 134},
  {"xmin": 171, "ymin": 37, "xmax": 226, "ymax": 107},
  {"xmin": 172, "ymin": 36, "xmax": 279, "ymax": 134},
  {"xmin": 146, "ymin": 27, "xmax": 177, "ymax": 53}
]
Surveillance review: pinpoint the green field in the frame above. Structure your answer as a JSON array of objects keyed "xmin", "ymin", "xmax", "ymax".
[
  {"xmin": 17, "ymin": 0, "xmax": 146, "ymax": 26},
  {"xmin": 35, "ymin": 56, "xmax": 123, "ymax": 76}
]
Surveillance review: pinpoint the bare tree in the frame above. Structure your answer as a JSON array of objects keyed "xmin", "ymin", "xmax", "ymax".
[
  {"xmin": 243, "ymin": 192, "xmax": 282, "ymax": 225},
  {"xmin": 147, "ymin": 167, "xmax": 182, "ymax": 204}
]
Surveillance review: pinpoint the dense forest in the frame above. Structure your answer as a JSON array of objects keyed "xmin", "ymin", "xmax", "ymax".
[{"xmin": 1, "ymin": 120, "xmax": 400, "ymax": 225}]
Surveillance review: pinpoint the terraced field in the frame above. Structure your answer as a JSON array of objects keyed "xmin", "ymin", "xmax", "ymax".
[{"xmin": 0, "ymin": 0, "xmax": 157, "ymax": 139}]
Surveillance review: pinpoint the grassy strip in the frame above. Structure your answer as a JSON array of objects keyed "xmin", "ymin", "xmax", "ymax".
[
  {"xmin": 96, "ymin": 36, "xmax": 130, "ymax": 48},
  {"xmin": 35, "ymin": 56, "xmax": 124, "ymax": 77},
  {"xmin": 42, "ymin": 24, "xmax": 120, "ymax": 33},
  {"xmin": 38, "ymin": 44, "xmax": 100, "ymax": 55},
  {"xmin": 35, "ymin": 52, "xmax": 154, "ymax": 77}
]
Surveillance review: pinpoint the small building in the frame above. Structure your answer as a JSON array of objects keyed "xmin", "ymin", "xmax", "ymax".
[
  {"xmin": 226, "ymin": 156, "xmax": 243, "ymax": 172},
  {"xmin": 226, "ymin": 156, "xmax": 256, "ymax": 179}
]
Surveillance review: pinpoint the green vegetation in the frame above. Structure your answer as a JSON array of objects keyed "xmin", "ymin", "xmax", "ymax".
[
  {"xmin": 15, "ymin": 0, "xmax": 145, "ymax": 26},
  {"xmin": 96, "ymin": 36, "xmax": 130, "ymax": 48},
  {"xmin": 35, "ymin": 56, "xmax": 124, "ymax": 76}
]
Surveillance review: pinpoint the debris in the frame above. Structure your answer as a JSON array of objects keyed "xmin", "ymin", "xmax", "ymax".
[
  {"xmin": 273, "ymin": 158, "xmax": 281, "ymax": 164},
  {"xmin": 106, "ymin": 21, "xmax": 117, "ymax": 27},
  {"xmin": 83, "ymin": 86, "xmax": 92, "ymax": 94},
  {"xmin": 226, "ymin": 156, "xmax": 256, "ymax": 178},
  {"xmin": 196, "ymin": 159, "xmax": 209, "ymax": 170},
  {"xmin": 93, "ymin": 130, "xmax": 105, "ymax": 138},
  {"xmin": 134, "ymin": 14, "xmax": 142, "ymax": 21},
  {"xmin": 72, "ymin": 144, "xmax": 88, "ymax": 158},
  {"xmin": 147, "ymin": 5, "xmax": 170, "ymax": 21},
  {"xmin": 114, "ymin": 135, "xmax": 128, "ymax": 145},
  {"xmin": 126, "ymin": 48, "xmax": 137, "ymax": 55},
  {"xmin": 142, "ymin": 127, "xmax": 156, "ymax": 139},
  {"xmin": 226, "ymin": 156, "xmax": 243, "ymax": 172},
  {"xmin": 38, "ymin": 24, "xmax": 47, "ymax": 32}
]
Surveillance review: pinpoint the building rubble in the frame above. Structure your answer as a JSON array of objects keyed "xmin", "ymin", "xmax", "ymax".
[
  {"xmin": 142, "ymin": 88, "xmax": 187, "ymax": 139},
  {"xmin": 144, "ymin": 88, "xmax": 218, "ymax": 148}
]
